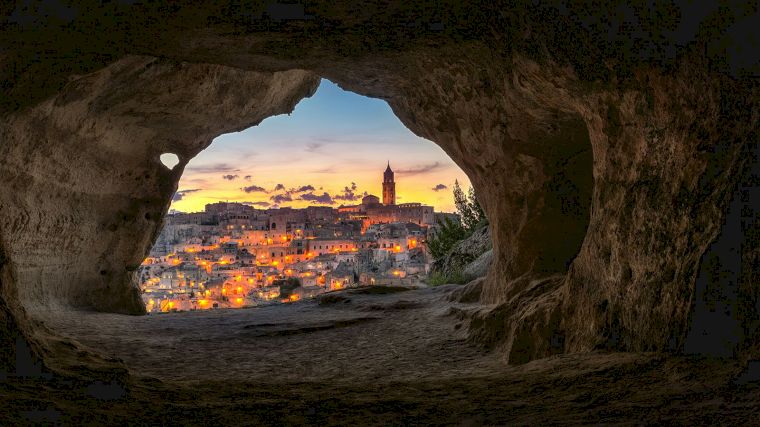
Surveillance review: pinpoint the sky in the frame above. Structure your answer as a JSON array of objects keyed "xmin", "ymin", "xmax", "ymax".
[{"xmin": 169, "ymin": 79, "xmax": 471, "ymax": 213}]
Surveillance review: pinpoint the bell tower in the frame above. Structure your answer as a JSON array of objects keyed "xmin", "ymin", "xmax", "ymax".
[{"xmin": 382, "ymin": 161, "xmax": 396, "ymax": 206}]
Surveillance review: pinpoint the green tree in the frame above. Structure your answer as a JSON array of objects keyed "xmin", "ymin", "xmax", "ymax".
[
  {"xmin": 427, "ymin": 216, "xmax": 468, "ymax": 259},
  {"xmin": 453, "ymin": 180, "xmax": 487, "ymax": 232},
  {"xmin": 467, "ymin": 186, "xmax": 487, "ymax": 228}
]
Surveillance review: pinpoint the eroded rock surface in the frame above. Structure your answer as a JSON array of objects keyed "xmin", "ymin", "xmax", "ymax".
[{"xmin": 1, "ymin": 2, "xmax": 759, "ymax": 376}]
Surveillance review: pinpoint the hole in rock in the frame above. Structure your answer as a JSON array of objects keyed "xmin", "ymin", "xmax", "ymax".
[
  {"xmin": 159, "ymin": 153, "xmax": 180, "ymax": 170},
  {"xmin": 139, "ymin": 79, "xmax": 475, "ymax": 315}
]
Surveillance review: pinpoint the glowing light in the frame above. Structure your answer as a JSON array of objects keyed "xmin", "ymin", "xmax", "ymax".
[
  {"xmin": 235, "ymin": 297, "xmax": 244, "ymax": 304},
  {"xmin": 289, "ymin": 294, "xmax": 299, "ymax": 302}
]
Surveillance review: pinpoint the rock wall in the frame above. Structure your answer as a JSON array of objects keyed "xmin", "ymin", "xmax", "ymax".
[{"xmin": 1, "ymin": 2, "xmax": 759, "ymax": 372}]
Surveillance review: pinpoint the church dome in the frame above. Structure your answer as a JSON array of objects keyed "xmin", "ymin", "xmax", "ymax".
[{"xmin": 362, "ymin": 194, "xmax": 380, "ymax": 205}]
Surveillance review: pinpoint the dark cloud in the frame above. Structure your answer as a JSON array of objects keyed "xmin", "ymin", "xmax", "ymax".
[
  {"xmin": 244, "ymin": 175, "xmax": 252, "ymax": 181},
  {"xmin": 186, "ymin": 163, "xmax": 240, "ymax": 173},
  {"xmin": 395, "ymin": 161, "xmax": 445, "ymax": 176},
  {"xmin": 271, "ymin": 193, "xmax": 293, "ymax": 204},
  {"xmin": 222, "ymin": 174, "xmax": 239, "ymax": 181},
  {"xmin": 171, "ymin": 188, "xmax": 201, "ymax": 202},
  {"xmin": 242, "ymin": 201, "xmax": 271, "ymax": 207},
  {"xmin": 432, "ymin": 184, "xmax": 448, "ymax": 192},
  {"xmin": 293, "ymin": 185, "xmax": 315, "ymax": 193},
  {"xmin": 334, "ymin": 182, "xmax": 363, "ymax": 201},
  {"xmin": 305, "ymin": 142, "xmax": 324, "ymax": 152},
  {"xmin": 300, "ymin": 192, "xmax": 335, "ymax": 205},
  {"xmin": 273, "ymin": 183, "xmax": 286, "ymax": 192},
  {"xmin": 241, "ymin": 185, "xmax": 268, "ymax": 193}
]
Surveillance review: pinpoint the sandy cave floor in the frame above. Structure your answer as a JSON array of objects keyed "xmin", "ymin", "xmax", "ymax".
[
  {"xmin": 43, "ymin": 285, "xmax": 506, "ymax": 385},
  {"xmin": 3, "ymin": 285, "xmax": 760, "ymax": 425}
]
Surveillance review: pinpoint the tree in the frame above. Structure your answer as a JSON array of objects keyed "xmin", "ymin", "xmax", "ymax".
[
  {"xmin": 453, "ymin": 180, "xmax": 487, "ymax": 232},
  {"xmin": 427, "ymin": 216, "xmax": 468, "ymax": 259},
  {"xmin": 467, "ymin": 186, "xmax": 487, "ymax": 228}
]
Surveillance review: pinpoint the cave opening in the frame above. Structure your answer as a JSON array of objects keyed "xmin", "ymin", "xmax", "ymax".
[{"xmin": 138, "ymin": 78, "xmax": 474, "ymax": 314}]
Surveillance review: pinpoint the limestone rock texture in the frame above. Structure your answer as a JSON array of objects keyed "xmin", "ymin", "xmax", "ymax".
[{"xmin": 1, "ymin": 1, "xmax": 759, "ymax": 374}]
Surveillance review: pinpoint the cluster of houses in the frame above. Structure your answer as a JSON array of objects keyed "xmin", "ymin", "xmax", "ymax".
[{"xmin": 139, "ymin": 164, "xmax": 458, "ymax": 312}]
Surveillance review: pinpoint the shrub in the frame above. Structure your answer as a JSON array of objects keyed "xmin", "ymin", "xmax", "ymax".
[{"xmin": 426, "ymin": 270, "xmax": 468, "ymax": 286}]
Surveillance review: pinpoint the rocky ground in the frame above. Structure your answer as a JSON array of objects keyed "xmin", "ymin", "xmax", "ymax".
[{"xmin": 3, "ymin": 285, "xmax": 760, "ymax": 425}]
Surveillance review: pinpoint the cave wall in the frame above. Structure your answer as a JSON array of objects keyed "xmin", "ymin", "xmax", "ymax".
[
  {"xmin": 1, "ymin": 1, "xmax": 759, "ymax": 372},
  {"xmin": 0, "ymin": 56, "xmax": 319, "ymax": 317}
]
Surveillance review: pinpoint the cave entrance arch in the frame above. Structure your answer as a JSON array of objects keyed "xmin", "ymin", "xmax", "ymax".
[{"xmin": 139, "ymin": 77, "xmax": 475, "ymax": 313}]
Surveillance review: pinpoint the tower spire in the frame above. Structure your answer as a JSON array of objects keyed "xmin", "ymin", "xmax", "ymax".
[{"xmin": 383, "ymin": 162, "xmax": 396, "ymax": 205}]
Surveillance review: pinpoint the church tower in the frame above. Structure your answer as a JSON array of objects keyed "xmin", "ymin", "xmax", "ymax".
[{"xmin": 382, "ymin": 161, "xmax": 396, "ymax": 206}]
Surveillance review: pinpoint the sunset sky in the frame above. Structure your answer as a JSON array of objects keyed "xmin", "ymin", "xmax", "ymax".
[{"xmin": 170, "ymin": 79, "xmax": 471, "ymax": 213}]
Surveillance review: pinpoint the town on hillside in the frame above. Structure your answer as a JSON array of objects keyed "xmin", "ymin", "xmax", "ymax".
[{"xmin": 138, "ymin": 163, "xmax": 459, "ymax": 312}]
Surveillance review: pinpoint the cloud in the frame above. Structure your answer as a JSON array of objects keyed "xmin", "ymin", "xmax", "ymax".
[
  {"xmin": 311, "ymin": 166, "xmax": 336, "ymax": 174},
  {"xmin": 334, "ymin": 182, "xmax": 363, "ymax": 201},
  {"xmin": 305, "ymin": 142, "xmax": 324, "ymax": 153},
  {"xmin": 241, "ymin": 185, "xmax": 268, "ymax": 193},
  {"xmin": 186, "ymin": 163, "xmax": 240, "ymax": 173},
  {"xmin": 432, "ymin": 184, "xmax": 448, "ymax": 192},
  {"xmin": 273, "ymin": 183, "xmax": 286, "ymax": 191},
  {"xmin": 171, "ymin": 188, "xmax": 201, "ymax": 202},
  {"xmin": 242, "ymin": 201, "xmax": 271, "ymax": 207},
  {"xmin": 244, "ymin": 175, "xmax": 252, "ymax": 181},
  {"xmin": 300, "ymin": 192, "xmax": 335, "ymax": 205},
  {"xmin": 293, "ymin": 185, "xmax": 315, "ymax": 193},
  {"xmin": 222, "ymin": 174, "xmax": 239, "ymax": 181},
  {"xmin": 395, "ymin": 161, "xmax": 445, "ymax": 176},
  {"xmin": 271, "ymin": 193, "xmax": 293, "ymax": 204}
]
